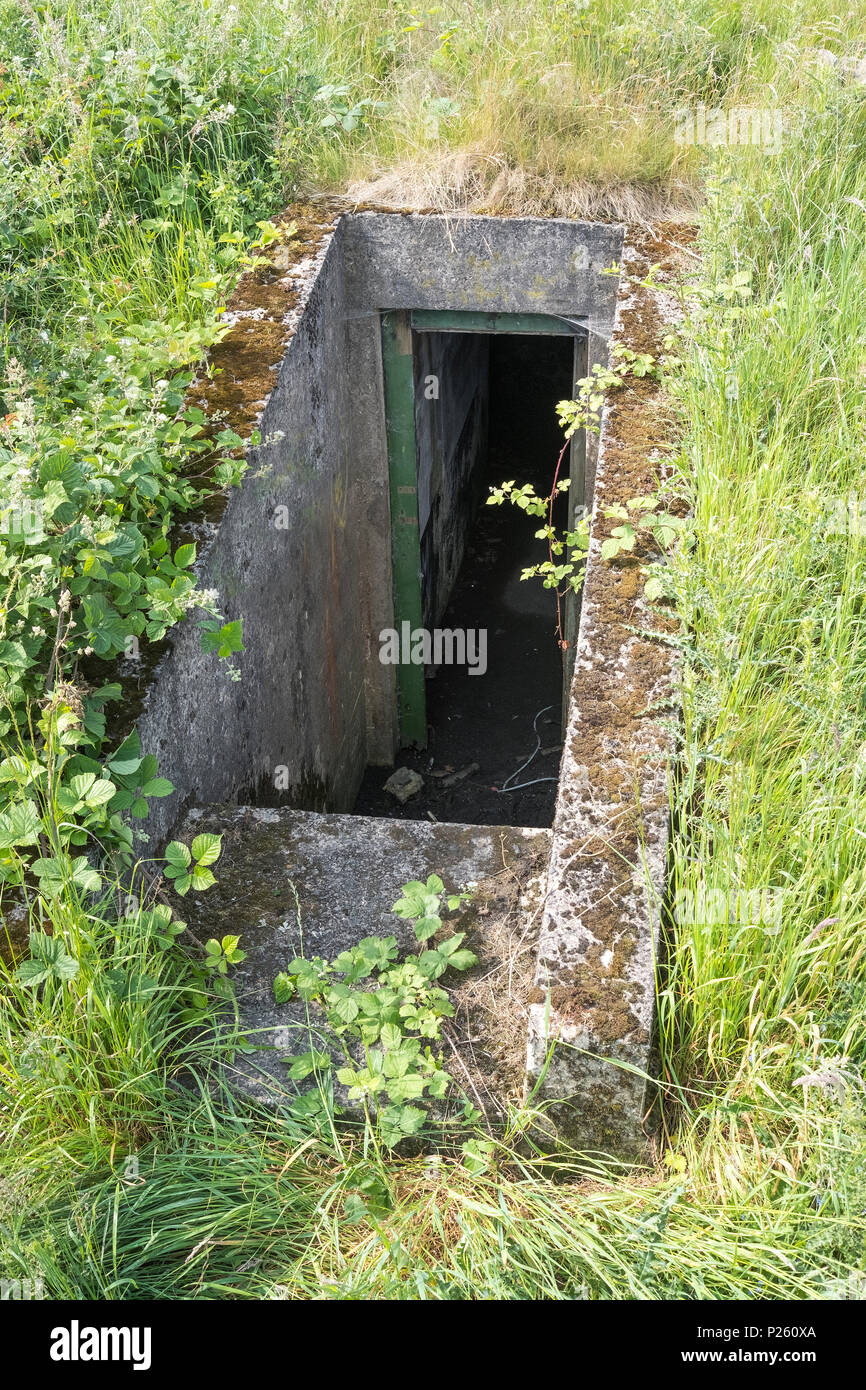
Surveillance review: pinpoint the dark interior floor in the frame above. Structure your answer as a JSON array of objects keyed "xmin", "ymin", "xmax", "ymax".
[{"xmin": 354, "ymin": 333, "xmax": 576, "ymax": 829}]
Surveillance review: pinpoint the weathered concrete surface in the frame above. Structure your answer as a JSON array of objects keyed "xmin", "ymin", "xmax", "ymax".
[
  {"xmin": 176, "ymin": 804, "xmax": 550, "ymax": 1106},
  {"xmin": 128, "ymin": 202, "xmax": 369, "ymax": 848},
  {"xmin": 525, "ymin": 223, "xmax": 695, "ymax": 1156}
]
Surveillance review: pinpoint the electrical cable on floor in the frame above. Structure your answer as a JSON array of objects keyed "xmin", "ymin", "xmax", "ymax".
[{"xmin": 495, "ymin": 704, "xmax": 559, "ymax": 793}]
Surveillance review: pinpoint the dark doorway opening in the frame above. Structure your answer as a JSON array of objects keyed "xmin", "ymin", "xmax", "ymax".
[{"xmin": 354, "ymin": 330, "xmax": 578, "ymax": 828}]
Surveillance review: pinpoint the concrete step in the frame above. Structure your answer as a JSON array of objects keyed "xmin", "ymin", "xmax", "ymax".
[{"xmin": 176, "ymin": 805, "xmax": 551, "ymax": 1108}]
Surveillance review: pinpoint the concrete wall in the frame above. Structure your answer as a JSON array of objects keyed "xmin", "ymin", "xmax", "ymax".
[
  {"xmin": 413, "ymin": 330, "xmax": 489, "ymax": 629},
  {"xmin": 135, "ymin": 220, "xmax": 369, "ymax": 846}
]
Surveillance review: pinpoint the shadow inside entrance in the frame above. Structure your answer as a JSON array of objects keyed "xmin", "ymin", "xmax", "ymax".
[{"xmin": 354, "ymin": 333, "xmax": 575, "ymax": 828}]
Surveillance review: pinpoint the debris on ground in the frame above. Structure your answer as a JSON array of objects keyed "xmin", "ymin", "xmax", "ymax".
[
  {"xmin": 383, "ymin": 767, "xmax": 424, "ymax": 803},
  {"xmin": 438, "ymin": 761, "xmax": 480, "ymax": 787}
]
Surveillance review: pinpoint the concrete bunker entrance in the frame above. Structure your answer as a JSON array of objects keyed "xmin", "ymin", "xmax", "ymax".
[
  {"xmin": 134, "ymin": 211, "xmax": 626, "ymax": 839},
  {"xmin": 131, "ymin": 207, "xmax": 684, "ymax": 1154},
  {"xmin": 355, "ymin": 321, "xmax": 584, "ymax": 829}
]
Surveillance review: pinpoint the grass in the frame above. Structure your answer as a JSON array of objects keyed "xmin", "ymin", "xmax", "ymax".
[{"xmin": 1, "ymin": 0, "xmax": 866, "ymax": 1299}]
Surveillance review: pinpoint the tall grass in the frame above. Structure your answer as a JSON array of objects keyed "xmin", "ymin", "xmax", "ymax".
[{"xmin": 2, "ymin": 1, "xmax": 866, "ymax": 1298}]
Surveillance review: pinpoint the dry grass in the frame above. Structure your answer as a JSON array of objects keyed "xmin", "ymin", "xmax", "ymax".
[
  {"xmin": 345, "ymin": 148, "xmax": 700, "ymax": 223},
  {"xmin": 446, "ymin": 836, "xmax": 549, "ymax": 1121}
]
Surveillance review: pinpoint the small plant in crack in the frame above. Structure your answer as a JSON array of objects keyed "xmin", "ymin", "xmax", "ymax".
[
  {"xmin": 599, "ymin": 491, "xmax": 690, "ymax": 607},
  {"xmin": 600, "ymin": 496, "xmax": 685, "ymax": 562}
]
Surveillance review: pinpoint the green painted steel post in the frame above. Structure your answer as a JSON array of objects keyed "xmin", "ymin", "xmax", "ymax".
[{"xmin": 381, "ymin": 310, "xmax": 427, "ymax": 747}]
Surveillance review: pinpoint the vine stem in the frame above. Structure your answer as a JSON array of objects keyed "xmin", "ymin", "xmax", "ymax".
[{"xmin": 547, "ymin": 438, "xmax": 571, "ymax": 656}]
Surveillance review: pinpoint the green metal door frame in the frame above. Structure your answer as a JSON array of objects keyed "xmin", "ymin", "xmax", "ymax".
[
  {"xmin": 381, "ymin": 307, "xmax": 588, "ymax": 749},
  {"xmin": 411, "ymin": 309, "xmax": 586, "ymax": 336}
]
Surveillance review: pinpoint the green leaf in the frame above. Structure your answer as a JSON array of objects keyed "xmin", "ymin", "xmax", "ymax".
[
  {"xmin": 385, "ymin": 1073, "xmax": 427, "ymax": 1102},
  {"xmin": 285, "ymin": 1049, "xmax": 332, "ymax": 1081},
  {"xmin": 31, "ymin": 857, "xmax": 64, "ymax": 882},
  {"xmin": 447, "ymin": 949, "xmax": 478, "ymax": 972},
  {"xmin": 382, "ymin": 1049, "xmax": 410, "ymax": 1079},
  {"xmin": 0, "ymin": 799, "xmax": 42, "ymax": 849},
  {"xmin": 380, "ymin": 1022, "xmax": 403, "ymax": 1051},
  {"xmin": 17, "ymin": 930, "xmax": 79, "ymax": 985},
  {"xmin": 274, "ymin": 972, "xmax": 296, "ymax": 1004},
  {"xmin": 391, "ymin": 881, "xmax": 427, "ymax": 918},
  {"xmin": 108, "ymin": 757, "xmax": 143, "ymax": 777},
  {"xmin": 68, "ymin": 858, "xmax": 101, "ymax": 893},
  {"xmin": 164, "ymin": 841, "xmax": 192, "ymax": 870},
  {"xmin": 462, "ymin": 1139, "xmax": 496, "ymax": 1175},
  {"xmin": 413, "ymin": 915, "xmax": 441, "ymax": 942},
  {"xmin": 15, "ymin": 958, "xmax": 50, "ymax": 987},
  {"xmin": 290, "ymin": 957, "xmax": 330, "ymax": 999},
  {"xmin": 83, "ymin": 779, "xmax": 116, "ymax": 807},
  {"xmin": 173, "ymin": 543, "xmax": 196, "ymax": 568},
  {"xmin": 342, "ymin": 1193, "xmax": 368, "ymax": 1225},
  {"xmin": 191, "ymin": 832, "xmax": 221, "ymax": 866},
  {"xmin": 200, "ymin": 619, "xmax": 243, "ymax": 659},
  {"xmin": 69, "ymin": 772, "xmax": 96, "ymax": 799},
  {"xmin": 417, "ymin": 949, "xmax": 444, "ymax": 979},
  {"xmin": 326, "ymin": 985, "xmax": 360, "ymax": 1024},
  {"xmin": 54, "ymin": 952, "xmax": 82, "ymax": 980},
  {"xmin": 356, "ymin": 936, "xmax": 398, "ymax": 969},
  {"xmin": 379, "ymin": 1104, "xmax": 426, "ymax": 1147},
  {"xmin": 140, "ymin": 777, "xmax": 173, "ymax": 797}
]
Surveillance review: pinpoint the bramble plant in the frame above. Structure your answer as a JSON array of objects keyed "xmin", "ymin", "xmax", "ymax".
[
  {"xmin": 489, "ymin": 346, "xmax": 660, "ymax": 651},
  {"xmin": 162, "ymin": 832, "xmax": 222, "ymax": 896},
  {"xmin": 0, "ymin": 362, "xmax": 247, "ymax": 740},
  {"xmin": 273, "ymin": 874, "xmax": 476, "ymax": 1147},
  {"xmin": 9, "ymin": 833, "xmax": 232, "ymax": 1048},
  {"xmin": 556, "ymin": 344, "xmax": 660, "ymax": 442},
  {"xmin": 0, "ymin": 697, "xmax": 178, "ymax": 893},
  {"xmin": 487, "ymin": 478, "xmax": 590, "ymax": 598}
]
